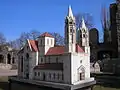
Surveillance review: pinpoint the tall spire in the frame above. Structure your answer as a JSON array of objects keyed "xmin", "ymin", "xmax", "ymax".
[
  {"xmin": 68, "ymin": 5, "xmax": 74, "ymax": 19},
  {"xmin": 81, "ymin": 17, "xmax": 86, "ymax": 29}
]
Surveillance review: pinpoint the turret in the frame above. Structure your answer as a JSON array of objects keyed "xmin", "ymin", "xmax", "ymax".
[{"xmin": 64, "ymin": 6, "xmax": 76, "ymax": 53}]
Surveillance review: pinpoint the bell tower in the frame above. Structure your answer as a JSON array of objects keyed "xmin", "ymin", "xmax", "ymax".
[
  {"xmin": 65, "ymin": 6, "xmax": 76, "ymax": 53},
  {"xmin": 79, "ymin": 17, "xmax": 90, "ymax": 54},
  {"xmin": 79, "ymin": 17, "xmax": 89, "ymax": 47}
]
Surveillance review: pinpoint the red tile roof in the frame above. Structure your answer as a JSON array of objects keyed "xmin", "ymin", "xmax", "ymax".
[
  {"xmin": 40, "ymin": 32, "xmax": 53, "ymax": 38},
  {"xmin": 76, "ymin": 44, "xmax": 84, "ymax": 53},
  {"xmin": 29, "ymin": 40, "xmax": 38, "ymax": 52},
  {"xmin": 46, "ymin": 46, "xmax": 65, "ymax": 55},
  {"xmin": 46, "ymin": 44, "xmax": 84, "ymax": 55},
  {"xmin": 34, "ymin": 63, "xmax": 63, "ymax": 70}
]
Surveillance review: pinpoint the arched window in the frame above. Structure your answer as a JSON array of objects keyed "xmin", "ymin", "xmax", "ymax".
[
  {"xmin": 51, "ymin": 39, "xmax": 52, "ymax": 45},
  {"xmin": 38, "ymin": 72, "xmax": 40, "ymax": 76},
  {"xmin": 56, "ymin": 57, "xmax": 58, "ymax": 63},
  {"xmin": 7, "ymin": 54, "xmax": 11, "ymax": 64},
  {"xmin": 77, "ymin": 66, "xmax": 85, "ymax": 80},
  {"xmin": 35, "ymin": 72, "xmax": 37, "ymax": 76},
  {"xmin": 21, "ymin": 56, "xmax": 23, "ymax": 72},
  {"xmin": 53, "ymin": 73, "xmax": 55, "ymax": 79},
  {"xmin": 41, "ymin": 58, "xmax": 43, "ymax": 63},
  {"xmin": 47, "ymin": 39, "xmax": 49, "ymax": 45},
  {"xmin": 0, "ymin": 55, "xmax": 4, "ymax": 63},
  {"xmin": 26, "ymin": 53, "xmax": 29, "ymax": 59},
  {"xmin": 49, "ymin": 73, "xmax": 51, "ymax": 78},
  {"xmin": 41, "ymin": 39, "xmax": 42, "ymax": 45},
  {"xmin": 12, "ymin": 57, "xmax": 15, "ymax": 64}
]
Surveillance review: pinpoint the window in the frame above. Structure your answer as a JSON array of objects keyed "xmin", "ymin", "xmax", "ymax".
[
  {"xmin": 80, "ymin": 60, "xmax": 82, "ymax": 63},
  {"xmin": 38, "ymin": 72, "xmax": 40, "ymax": 76},
  {"xmin": 47, "ymin": 39, "xmax": 49, "ymax": 45},
  {"xmin": 41, "ymin": 40, "xmax": 42, "ymax": 45},
  {"xmin": 62, "ymin": 73, "xmax": 64, "ymax": 80},
  {"xmin": 51, "ymin": 39, "xmax": 52, "ymax": 45},
  {"xmin": 49, "ymin": 73, "xmax": 51, "ymax": 78},
  {"xmin": 56, "ymin": 57, "xmax": 58, "ymax": 63},
  {"xmin": 53, "ymin": 73, "xmax": 55, "ymax": 79},
  {"xmin": 48, "ymin": 56, "xmax": 50, "ymax": 63},
  {"xmin": 26, "ymin": 53, "xmax": 29, "ymax": 59},
  {"xmin": 35, "ymin": 72, "xmax": 37, "ymax": 76},
  {"xmin": 58, "ymin": 73, "xmax": 59, "ymax": 80},
  {"xmin": 21, "ymin": 57, "xmax": 23, "ymax": 72},
  {"xmin": 41, "ymin": 58, "xmax": 43, "ymax": 63},
  {"xmin": 83, "ymin": 34, "xmax": 85, "ymax": 38}
]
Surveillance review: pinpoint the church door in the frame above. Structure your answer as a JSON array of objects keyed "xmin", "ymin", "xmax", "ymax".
[{"xmin": 80, "ymin": 72, "xmax": 85, "ymax": 80}]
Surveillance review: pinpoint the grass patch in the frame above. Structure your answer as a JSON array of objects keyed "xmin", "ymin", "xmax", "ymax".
[
  {"xmin": 0, "ymin": 77, "xmax": 8, "ymax": 82},
  {"xmin": 0, "ymin": 76, "xmax": 8, "ymax": 90},
  {"xmin": 93, "ymin": 85, "xmax": 120, "ymax": 90}
]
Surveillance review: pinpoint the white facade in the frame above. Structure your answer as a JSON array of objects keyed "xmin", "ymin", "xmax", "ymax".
[{"xmin": 18, "ymin": 5, "xmax": 93, "ymax": 85}]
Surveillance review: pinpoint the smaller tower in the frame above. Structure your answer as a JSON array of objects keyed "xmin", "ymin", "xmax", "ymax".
[
  {"xmin": 79, "ymin": 17, "xmax": 90, "ymax": 54},
  {"xmin": 64, "ymin": 6, "xmax": 76, "ymax": 53},
  {"xmin": 38, "ymin": 32, "xmax": 55, "ymax": 55}
]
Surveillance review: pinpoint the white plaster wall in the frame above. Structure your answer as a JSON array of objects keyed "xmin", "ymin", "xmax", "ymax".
[
  {"xmin": 71, "ymin": 52, "xmax": 90, "ymax": 84},
  {"xmin": 62, "ymin": 53, "xmax": 71, "ymax": 84},
  {"xmin": 38, "ymin": 37, "xmax": 54, "ymax": 56},
  {"xmin": 44, "ymin": 37, "xmax": 54, "ymax": 54},
  {"xmin": 38, "ymin": 55, "xmax": 63, "ymax": 64},
  {"xmin": 33, "ymin": 70, "xmax": 63, "ymax": 82}
]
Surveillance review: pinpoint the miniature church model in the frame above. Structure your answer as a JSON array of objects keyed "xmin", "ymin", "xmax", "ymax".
[{"xmin": 18, "ymin": 6, "xmax": 94, "ymax": 85}]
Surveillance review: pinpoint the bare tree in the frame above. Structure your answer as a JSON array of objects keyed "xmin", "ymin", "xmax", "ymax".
[
  {"xmin": 29, "ymin": 30, "xmax": 41, "ymax": 40},
  {"xmin": 49, "ymin": 32, "xmax": 64, "ymax": 45},
  {"xmin": 75, "ymin": 13, "xmax": 94, "ymax": 30},
  {"xmin": 101, "ymin": 5, "xmax": 111, "ymax": 43},
  {"xmin": 0, "ymin": 32, "xmax": 6, "ymax": 45},
  {"xmin": 17, "ymin": 32, "xmax": 30, "ymax": 48}
]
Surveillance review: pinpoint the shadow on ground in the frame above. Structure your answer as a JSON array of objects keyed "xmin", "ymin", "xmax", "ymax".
[{"xmin": 0, "ymin": 82, "xmax": 9, "ymax": 90}]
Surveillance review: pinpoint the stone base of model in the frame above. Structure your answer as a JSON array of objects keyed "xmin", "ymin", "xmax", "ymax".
[{"xmin": 9, "ymin": 76, "xmax": 96, "ymax": 90}]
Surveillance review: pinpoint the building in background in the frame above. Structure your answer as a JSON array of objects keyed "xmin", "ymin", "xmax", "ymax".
[{"xmin": 0, "ymin": 44, "xmax": 18, "ymax": 69}]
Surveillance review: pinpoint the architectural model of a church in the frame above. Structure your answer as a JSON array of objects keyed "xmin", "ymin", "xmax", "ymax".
[{"xmin": 18, "ymin": 6, "xmax": 94, "ymax": 85}]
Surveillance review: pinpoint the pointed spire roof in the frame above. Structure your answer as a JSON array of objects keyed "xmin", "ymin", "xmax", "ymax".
[
  {"xmin": 81, "ymin": 17, "xmax": 86, "ymax": 29},
  {"xmin": 68, "ymin": 5, "xmax": 74, "ymax": 19}
]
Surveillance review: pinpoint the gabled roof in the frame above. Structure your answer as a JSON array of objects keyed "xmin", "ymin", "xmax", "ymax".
[
  {"xmin": 28, "ymin": 40, "xmax": 38, "ymax": 52},
  {"xmin": 76, "ymin": 44, "xmax": 84, "ymax": 53},
  {"xmin": 39, "ymin": 32, "xmax": 53, "ymax": 38},
  {"xmin": 46, "ymin": 46, "xmax": 65, "ymax": 55},
  {"xmin": 46, "ymin": 44, "xmax": 84, "ymax": 55}
]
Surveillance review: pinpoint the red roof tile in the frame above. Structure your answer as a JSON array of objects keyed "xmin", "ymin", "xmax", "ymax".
[
  {"xmin": 40, "ymin": 32, "xmax": 53, "ymax": 38},
  {"xmin": 29, "ymin": 40, "xmax": 38, "ymax": 52},
  {"xmin": 46, "ymin": 44, "xmax": 84, "ymax": 55},
  {"xmin": 46, "ymin": 46, "xmax": 65, "ymax": 55},
  {"xmin": 76, "ymin": 44, "xmax": 84, "ymax": 53}
]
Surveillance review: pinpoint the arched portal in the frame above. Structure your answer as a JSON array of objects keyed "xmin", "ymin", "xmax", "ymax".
[
  {"xmin": 77, "ymin": 65, "xmax": 85, "ymax": 80},
  {"xmin": 7, "ymin": 54, "xmax": 11, "ymax": 64},
  {"xmin": 0, "ymin": 55, "xmax": 4, "ymax": 63}
]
